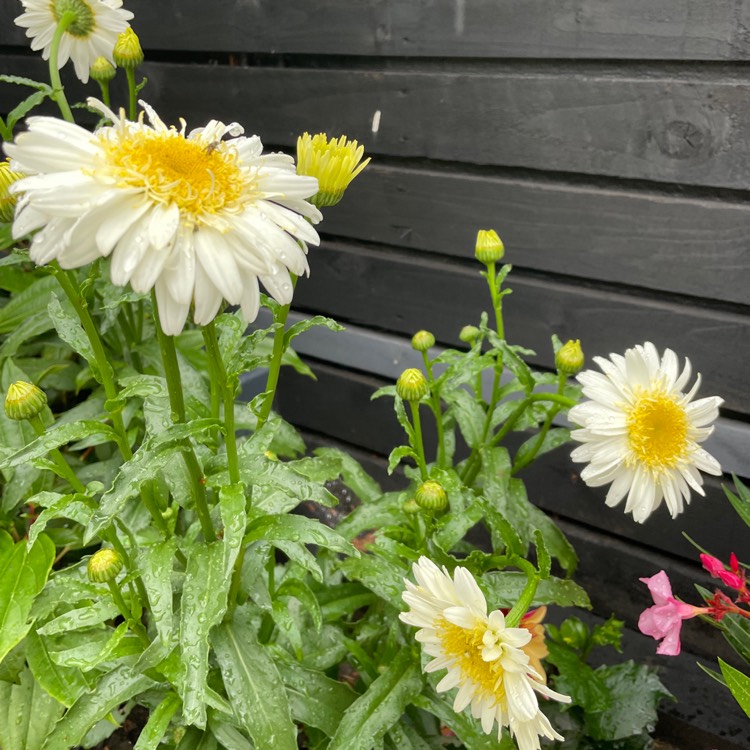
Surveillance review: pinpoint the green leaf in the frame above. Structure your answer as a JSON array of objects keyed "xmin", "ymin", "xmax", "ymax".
[
  {"xmin": 483, "ymin": 571, "xmax": 590, "ymax": 608},
  {"xmin": 138, "ymin": 540, "xmax": 176, "ymax": 646},
  {"xmin": 443, "ymin": 389, "xmax": 486, "ymax": 449},
  {"xmin": 545, "ymin": 641, "xmax": 611, "ymax": 713},
  {"xmin": 37, "ymin": 599, "xmax": 119, "ymax": 636},
  {"xmin": 133, "ymin": 692, "xmax": 182, "ymax": 750},
  {"xmin": 514, "ymin": 427, "xmax": 570, "ymax": 468},
  {"xmin": 180, "ymin": 541, "xmax": 230, "ymax": 728},
  {"xmin": 276, "ymin": 577, "xmax": 322, "ymax": 631},
  {"xmin": 243, "ymin": 514, "xmax": 356, "ymax": 557},
  {"xmin": 28, "ymin": 493, "xmax": 94, "ymax": 548},
  {"xmin": 724, "ymin": 475, "xmax": 750, "ymax": 527},
  {"xmin": 0, "ymin": 275, "xmax": 57, "ymax": 334},
  {"xmin": 25, "ymin": 629, "xmax": 88, "ymax": 708},
  {"xmin": 314, "ymin": 447, "xmax": 381, "ymax": 503},
  {"xmin": 719, "ymin": 658, "xmax": 750, "ymax": 718},
  {"xmin": 328, "ymin": 648, "xmax": 422, "ymax": 750},
  {"xmin": 387, "ymin": 445, "xmax": 418, "ymax": 475},
  {"xmin": 284, "ymin": 315, "xmax": 344, "ymax": 347},
  {"xmin": 339, "ymin": 554, "xmax": 406, "ymax": 608},
  {"xmin": 0, "ymin": 75, "xmax": 52, "ymax": 91},
  {"xmin": 219, "ymin": 484, "xmax": 247, "ymax": 578},
  {"xmin": 0, "ymin": 223, "xmax": 15, "ymax": 251},
  {"xmin": 41, "ymin": 665, "xmax": 155, "ymax": 750},
  {"xmin": 47, "ymin": 293, "xmax": 96, "ymax": 368},
  {"xmin": 212, "ymin": 619, "xmax": 297, "ymax": 750},
  {"xmin": 0, "ymin": 532, "xmax": 55, "ymax": 662}
]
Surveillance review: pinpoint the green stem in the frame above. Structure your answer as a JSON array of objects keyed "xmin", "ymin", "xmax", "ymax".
[
  {"xmin": 52, "ymin": 267, "xmax": 132, "ymax": 460},
  {"xmin": 97, "ymin": 80, "xmax": 111, "ymax": 109},
  {"xmin": 125, "ymin": 67, "xmax": 137, "ymax": 121},
  {"xmin": 140, "ymin": 481, "xmax": 171, "ymax": 537},
  {"xmin": 421, "ymin": 352, "xmax": 445, "ymax": 467},
  {"xmin": 29, "ymin": 415, "xmax": 86, "ymax": 493},
  {"xmin": 152, "ymin": 292, "xmax": 215, "ymax": 541},
  {"xmin": 202, "ymin": 322, "xmax": 240, "ymax": 485},
  {"xmin": 47, "ymin": 13, "xmax": 76, "ymax": 123},
  {"xmin": 107, "ymin": 580, "xmax": 150, "ymax": 646},
  {"xmin": 505, "ymin": 572, "xmax": 540, "ymax": 629},
  {"xmin": 409, "ymin": 401, "xmax": 428, "ymax": 481}
]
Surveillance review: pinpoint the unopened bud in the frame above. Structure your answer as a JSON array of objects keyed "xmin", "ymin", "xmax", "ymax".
[
  {"xmin": 556, "ymin": 339, "xmax": 584, "ymax": 375},
  {"xmin": 87, "ymin": 548, "xmax": 124, "ymax": 583},
  {"xmin": 90, "ymin": 56, "xmax": 116, "ymax": 83},
  {"xmin": 411, "ymin": 330, "xmax": 435, "ymax": 353},
  {"xmin": 402, "ymin": 498, "xmax": 420, "ymax": 515},
  {"xmin": 396, "ymin": 368, "xmax": 428, "ymax": 402},
  {"xmin": 4, "ymin": 381, "xmax": 47, "ymax": 421},
  {"xmin": 474, "ymin": 229, "xmax": 504, "ymax": 264},
  {"xmin": 0, "ymin": 161, "xmax": 22, "ymax": 223},
  {"xmin": 459, "ymin": 325, "xmax": 480, "ymax": 345},
  {"xmin": 113, "ymin": 28, "xmax": 143, "ymax": 69},
  {"xmin": 415, "ymin": 481, "xmax": 448, "ymax": 512}
]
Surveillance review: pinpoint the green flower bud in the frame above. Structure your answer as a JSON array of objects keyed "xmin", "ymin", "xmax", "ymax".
[
  {"xmin": 87, "ymin": 548, "xmax": 124, "ymax": 583},
  {"xmin": 90, "ymin": 56, "xmax": 116, "ymax": 83},
  {"xmin": 4, "ymin": 381, "xmax": 47, "ymax": 421},
  {"xmin": 396, "ymin": 368, "xmax": 428, "ymax": 402},
  {"xmin": 415, "ymin": 480, "xmax": 448, "ymax": 512},
  {"xmin": 113, "ymin": 28, "xmax": 144, "ymax": 69},
  {"xmin": 0, "ymin": 161, "xmax": 22, "ymax": 223},
  {"xmin": 474, "ymin": 229, "xmax": 505, "ymax": 264},
  {"xmin": 411, "ymin": 330, "xmax": 435, "ymax": 353},
  {"xmin": 402, "ymin": 498, "xmax": 420, "ymax": 515},
  {"xmin": 459, "ymin": 325, "xmax": 480, "ymax": 345},
  {"xmin": 556, "ymin": 339, "xmax": 584, "ymax": 375}
]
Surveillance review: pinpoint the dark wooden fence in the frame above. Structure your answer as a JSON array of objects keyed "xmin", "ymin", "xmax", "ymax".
[{"xmin": 2, "ymin": 2, "xmax": 749, "ymax": 746}]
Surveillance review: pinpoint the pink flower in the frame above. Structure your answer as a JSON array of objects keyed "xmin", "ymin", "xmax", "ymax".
[
  {"xmin": 638, "ymin": 571, "xmax": 707, "ymax": 656},
  {"xmin": 700, "ymin": 553, "xmax": 745, "ymax": 590}
]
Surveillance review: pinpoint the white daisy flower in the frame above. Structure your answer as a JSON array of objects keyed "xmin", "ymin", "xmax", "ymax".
[
  {"xmin": 4, "ymin": 99, "xmax": 321, "ymax": 335},
  {"xmin": 15, "ymin": 0, "xmax": 133, "ymax": 84},
  {"xmin": 400, "ymin": 557, "xmax": 570, "ymax": 750},
  {"xmin": 569, "ymin": 342, "xmax": 723, "ymax": 523}
]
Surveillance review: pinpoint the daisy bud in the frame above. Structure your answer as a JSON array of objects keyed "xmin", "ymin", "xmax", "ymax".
[
  {"xmin": 296, "ymin": 132, "xmax": 370, "ymax": 208},
  {"xmin": 113, "ymin": 28, "xmax": 143, "ymax": 69},
  {"xmin": 0, "ymin": 161, "xmax": 22, "ymax": 223},
  {"xmin": 411, "ymin": 330, "xmax": 435, "ymax": 353},
  {"xmin": 555, "ymin": 339, "xmax": 584, "ymax": 375},
  {"xmin": 415, "ymin": 480, "xmax": 448, "ymax": 512},
  {"xmin": 459, "ymin": 325, "xmax": 480, "ymax": 345},
  {"xmin": 474, "ymin": 229, "xmax": 504, "ymax": 264},
  {"xmin": 396, "ymin": 368, "xmax": 428, "ymax": 402},
  {"xmin": 4, "ymin": 381, "xmax": 47, "ymax": 421},
  {"xmin": 87, "ymin": 548, "xmax": 124, "ymax": 583},
  {"xmin": 402, "ymin": 498, "xmax": 420, "ymax": 515},
  {"xmin": 90, "ymin": 56, "xmax": 116, "ymax": 83}
]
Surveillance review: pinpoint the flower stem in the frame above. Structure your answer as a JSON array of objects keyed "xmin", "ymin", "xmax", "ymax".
[
  {"xmin": 409, "ymin": 401, "xmax": 428, "ymax": 481},
  {"xmin": 106, "ymin": 579, "xmax": 150, "ymax": 646},
  {"xmin": 422, "ymin": 351, "xmax": 445, "ymax": 467},
  {"xmin": 125, "ymin": 67, "xmax": 137, "ymax": 121},
  {"xmin": 97, "ymin": 80, "xmax": 111, "ymax": 109},
  {"xmin": 505, "ymin": 571, "xmax": 540, "ymax": 628},
  {"xmin": 52, "ymin": 267, "xmax": 132, "ymax": 460},
  {"xmin": 47, "ymin": 12, "xmax": 76, "ymax": 123},
  {"xmin": 151, "ymin": 292, "xmax": 215, "ymax": 541},
  {"xmin": 29, "ymin": 414, "xmax": 86, "ymax": 493}
]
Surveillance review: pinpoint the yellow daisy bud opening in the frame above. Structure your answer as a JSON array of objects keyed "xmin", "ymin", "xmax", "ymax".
[
  {"xmin": 296, "ymin": 132, "xmax": 370, "ymax": 208},
  {"xmin": 556, "ymin": 339, "xmax": 584, "ymax": 375},
  {"xmin": 411, "ymin": 330, "xmax": 435, "ymax": 353},
  {"xmin": 415, "ymin": 480, "xmax": 448, "ymax": 511},
  {"xmin": 4, "ymin": 381, "xmax": 47, "ymax": 421},
  {"xmin": 475, "ymin": 229, "xmax": 505, "ymax": 264},
  {"xmin": 113, "ymin": 28, "xmax": 143, "ymax": 69},
  {"xmin": 396, "ymin": 368, "xmax": 429, "ymax": 402},
  {"xmin": 90, "ymin": 56, "xmax": 116, "ymax": 83},
  {"xmin": 87, "ymin": 548, "xmax": 124, "ymax": 583},
  {"xmin": 459, "ymin": 325, "xmax": 480, "ymax": 345},
  {"xmin": 0, "ymin": 161, "xmax": 23, "ymax": 223}
]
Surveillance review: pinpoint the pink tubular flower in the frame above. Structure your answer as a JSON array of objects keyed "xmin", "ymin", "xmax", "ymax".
[
  {"xmin": 700, "ymin": 553, "xmax": 745, "ymax": 590},
  {"xmin": 638, "ymin": 571, "xmax": 707, "ymax": 656}
]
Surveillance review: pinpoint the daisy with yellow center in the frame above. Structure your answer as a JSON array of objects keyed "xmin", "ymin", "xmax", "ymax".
[
  {"xmin": 4, "ymin": 99, "xmax": 321, "ymax": 335},
  {"xmin": 400, "ymin": 557, "xmax": 570, "ymax": 750},
  {"xmin": 569, "ymin": 342, "xmax": 723, "ymax": 523},
  {"xmin": 15, "ymin": 0, "xmax": 133, "ymax": 84}
]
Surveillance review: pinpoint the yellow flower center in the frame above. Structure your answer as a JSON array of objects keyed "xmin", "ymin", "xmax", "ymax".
[
  {"xmin": 626, "ymin": 388, "xmax": 689, "ymax": 470},
  {"xmin": 437, "ymin": 617, "xmax": 506, "ymax": 702},
  {"xmin": 101, "ymin": 129, "xmax": 253, "ymax": 222}
]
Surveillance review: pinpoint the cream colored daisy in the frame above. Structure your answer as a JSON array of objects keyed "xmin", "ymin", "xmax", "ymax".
[
  {"xmin": 400, "ymin": 557, "xmax": 570, "ymax": 750},
  {"xmin": 569, "ymin": 342, "xmax": 723, "ymax": 523},
  {"xmin": 4, "ymin": 99, "xmax": 321, "ymax": 335},
  {"xmin": 15, "ymin": 0, "xmax": 133, "ymax": 84}
]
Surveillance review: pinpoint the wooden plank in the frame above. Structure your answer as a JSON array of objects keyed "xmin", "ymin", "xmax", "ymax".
[
  {"xmin": 276, "ymin": 361, "xmax": 747, "ymax": 564},
  {"xmin": 4, "ymin": 1, "xmax": 750, "ymax": 61},
  {"xmin": 5, "ymin": 56, "xmax": 750, "ymax": 190},
  {"xmin": 322, "ymin": 164, "xmax": 750, "ymax": 306},
  {"xmin": 291, "ymin": 241, "xmax": 750, "ymax": 414}
]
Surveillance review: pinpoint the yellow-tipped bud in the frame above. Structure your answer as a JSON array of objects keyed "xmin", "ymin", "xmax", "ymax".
[
  {"xmin": 415, "ymin": 481, "xmax": 448, "ymax": 512},
  {"xmin": 411, "ymin": 330, "xmax": 435, "ymax": 353},
  {"xmin": 0, "ymin": 161, "xmax": 22, "ymax": 223},
  {"xmin": 556, "ymin": 339, "xmax": 584, "ymax": 375},
  {"xmin": 87, "ymin": 548, "xmax": 124, "ymax": 583},
  {"xmin": 4, "ymin": 381, "xmax": 47, "ymax": 421},
  {"xmin": 396, "ymin": 368, "xmax": 428, "ymax": 402},
  {"xmin": 296, "ymin": 132, "xmax": 370, "ymax": 208},
  {"xmin": 459, "ymin": 325, "xmax": 480, "ymax": 345},
  {"xmin": 475, "ymin": 229, "xmax": 505, "ymax": 264},
  {"xmin": 113, "ymin": 28, "xmax": 143, "ymax": 69},
  {"xmin": 90, "ymin": 56, "xmax": 116, "ymax": 83}
]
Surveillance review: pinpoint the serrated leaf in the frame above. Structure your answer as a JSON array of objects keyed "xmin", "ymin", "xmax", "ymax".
[
  {"xmin": 0, "ymin": 532, "xmax": 55, "ymax": 662},
  {"xmin": 212, "ymin": 620, "xmax": 297, "ymax": 750},
  {"xmin": 0, "ymin": 74, "xmax": 52, "ymax": 91},
  {"xmin": 28, "ymin": 494, "xmax": 94, "ymax": 548},
  {"xmin": 388, "ymin": 445, "xmax": 418, "ymax": 474},
  {"xmin": 284, "ymin": 315, "xmax": 344, "ymax": 347},
  {"xmin": 328, "ymin": 648, "xmax": 422, "ymax": 750},
  {"xmin": 483, "ymin": 571, "xmax": 590, "ymax": 609},
  {"xmin": 339, "ymin": 554, "xmax": 406, "ymax": 608},
  {"xmin": 545, "ymin": 641, "xmax": 611, "ymax": 713},
  {"xmin": 243, "ymin": 514, "xmax": 355, "ymax": 557},
  {"xmin": 718, "ymin": 658, "xmax": 750, "ymax": 718},
  {"xmin": 443, "ymin": 388, "xmax": 486, "ymax": 449},
  {"xmin": 0, "ymin": 275, "xmax": 57, "ymax": 334},
  {"xmin": 313, "ymin": 447, "xmax": 381, "ymax": 503}
]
